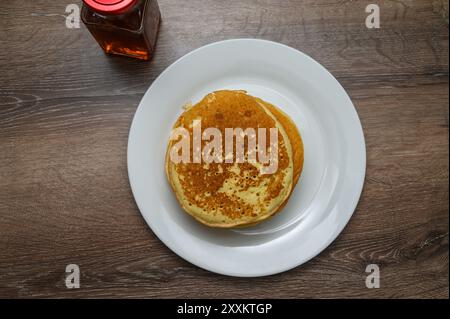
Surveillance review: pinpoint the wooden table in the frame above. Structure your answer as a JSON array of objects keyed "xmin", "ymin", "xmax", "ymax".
[{"xmin": 0, "ymin": 0, "xmax": 448, "ymax": 299}]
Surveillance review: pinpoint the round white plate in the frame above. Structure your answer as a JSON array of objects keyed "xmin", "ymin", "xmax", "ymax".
[{"xmin": 128, "ymin": 39, "xmax": 366, "ymax": 277}]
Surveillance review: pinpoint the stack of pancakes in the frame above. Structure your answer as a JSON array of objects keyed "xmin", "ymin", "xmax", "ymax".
[{"xmin": 165, "ymin": 90, "xmax": 304, "ymax": 228}]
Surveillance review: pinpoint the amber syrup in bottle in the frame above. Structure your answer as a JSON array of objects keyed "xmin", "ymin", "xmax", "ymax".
[{"xmin": 81, "ymin": 0, "xmax": 161, "ymax": 60}]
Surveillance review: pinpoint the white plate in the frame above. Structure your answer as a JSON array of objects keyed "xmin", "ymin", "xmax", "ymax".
[{"xmin": 128, "ymin": 39, "xmax": 366, "ymax": 277}]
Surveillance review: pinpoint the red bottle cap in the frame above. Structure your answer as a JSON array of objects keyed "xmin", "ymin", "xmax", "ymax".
[{"xmin": 83, "ymin": 0, "xmax": 136, "ymax": 14}]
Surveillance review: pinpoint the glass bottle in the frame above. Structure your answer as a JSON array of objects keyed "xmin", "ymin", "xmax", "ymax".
[{"xmin": 81, "ymin": 0, "xmax": 161, "ymax": 60}]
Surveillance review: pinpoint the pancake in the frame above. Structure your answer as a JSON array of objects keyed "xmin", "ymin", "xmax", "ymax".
[{"xmin": 165, "ymin": 90, "xmax": 304, "ymax": 228}]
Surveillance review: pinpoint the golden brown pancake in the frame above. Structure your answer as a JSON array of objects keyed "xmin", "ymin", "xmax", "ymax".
[{"xmin": 165, "ymin": 90, "xmax": 303, "ymax": 228}]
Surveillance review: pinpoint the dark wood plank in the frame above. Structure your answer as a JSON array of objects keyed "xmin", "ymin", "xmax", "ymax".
[{"xmin": 0, "ymin": 0, "xmax": 448, "ymax": 298}]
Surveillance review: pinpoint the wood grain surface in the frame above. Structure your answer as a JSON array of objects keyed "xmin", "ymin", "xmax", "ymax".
[{"xmin": 0, "ymin": 0, "xmax": 448, "ymax": 298}]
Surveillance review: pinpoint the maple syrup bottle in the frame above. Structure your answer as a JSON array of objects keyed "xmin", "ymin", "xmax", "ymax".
[{"xmin": 81, "ymin": 0, "xmax": 161, "ymax": 60}]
